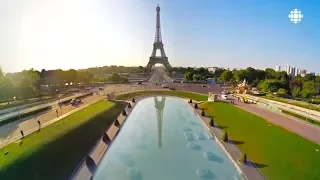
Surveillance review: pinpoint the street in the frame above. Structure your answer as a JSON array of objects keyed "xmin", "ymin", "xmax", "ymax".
[{"xmin": 0, "ymin": 93, "xmax": 83, "ymax": 121}]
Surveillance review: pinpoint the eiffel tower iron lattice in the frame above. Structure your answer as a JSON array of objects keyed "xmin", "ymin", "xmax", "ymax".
[
  {"xmin": 146, "ymin": 5, "xmax": 171, "ymax": 69},
  {"xmin": 154, "ymin": 96, "xmax": 166, "ymax": 148}
]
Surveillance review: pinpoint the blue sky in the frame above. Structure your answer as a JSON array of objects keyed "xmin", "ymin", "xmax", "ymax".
[{"xmin": 0, "ymin": 0, "xmax": 319, "ymax": 73}]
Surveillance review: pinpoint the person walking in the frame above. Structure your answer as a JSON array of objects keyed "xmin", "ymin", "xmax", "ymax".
[{"xmin": 56, "ymin": 109, "xmax": 59, "ymax": 118}]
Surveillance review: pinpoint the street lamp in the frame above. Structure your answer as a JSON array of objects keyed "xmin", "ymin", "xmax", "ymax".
[
  {"xmin": 308, "ymin": 99, "xmax": 313, "ymax": 122},
  {"xmin": 13, "ymin": 96, "xmax": 20, "ymax": 119},
  {"xmin": 56, "ymin": 89, "xmax": 62, "ymax": 116}
]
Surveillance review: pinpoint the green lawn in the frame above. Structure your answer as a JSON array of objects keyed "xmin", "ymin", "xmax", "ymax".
[
  {"xmin": 119, "ymin": 90, "xmax": 320, "ymax": 179},
  {"xmin": 116, "ymin": 90, "xmax": 208, "ymax": 101},
  {"xmin": 200, "ymin": 102, "xmax": 320, "ymax": 180},
  {"xmin": 0, "ymin": 100, "xmax": 126, "ymax": 180}
]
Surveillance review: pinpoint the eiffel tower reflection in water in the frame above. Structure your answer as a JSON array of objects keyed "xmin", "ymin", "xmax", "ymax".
[{"xmin": 154, "ymin": 96, "xmax": 166, "ymax": 148}]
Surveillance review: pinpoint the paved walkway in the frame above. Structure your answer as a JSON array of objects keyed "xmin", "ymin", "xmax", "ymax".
[
  {"xmin": 189, "ymin": 100, "xmax": 266, "ymax": 180},
  {"xmin": 0, "ymin": 95, "xmax": 105, "ymax": 148}
]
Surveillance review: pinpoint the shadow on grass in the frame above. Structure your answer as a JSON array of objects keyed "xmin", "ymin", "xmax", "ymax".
[
  {"xmin": 217, "ymin": 125, "xmax": 228, "ymax": 129},
  {"xmin": 248, "ymin": 161, "xmax": 269, "ymax": 169},
  {"xmin": 228, "ymin": 140, "xmax": 245, "ymax": 145},
  {"xmin": 0, "ymin": 101, "xmax": 126, "ymax": 180}
]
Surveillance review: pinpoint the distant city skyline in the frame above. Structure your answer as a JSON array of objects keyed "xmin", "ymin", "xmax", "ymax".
[{"xmin": 0, "ymin": 0, "xmax": 319, "ymax": 73}]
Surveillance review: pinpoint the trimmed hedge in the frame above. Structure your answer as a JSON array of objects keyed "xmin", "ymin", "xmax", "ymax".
[
  {"xmin": 0, "ymin": 106, "xmax": 52, "ymax": 127},
  {"xmin": 239, "ymin": 153, "xmax": 248, "ymax": 164},
  {"xmin": 221, "ymin": 132, "xmax": 228, "ymax": 142},
  {"xmin": 58, "ymin": 93, "xmax": 93, "ymax": 106}
]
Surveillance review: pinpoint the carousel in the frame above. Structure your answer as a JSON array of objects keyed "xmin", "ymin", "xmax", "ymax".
[{"xmin": 236, "ymin": 79, "xmax": 249, "ymax": 94}]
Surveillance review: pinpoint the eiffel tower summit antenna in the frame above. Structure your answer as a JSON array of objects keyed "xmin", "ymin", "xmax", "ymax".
[{"xmin": 146, "ymin": 4, "xmax": 171, "ymax": 70}]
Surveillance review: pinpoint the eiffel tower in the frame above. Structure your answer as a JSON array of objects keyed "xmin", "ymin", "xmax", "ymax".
[
  {"xmin": 146, "ymin": 5, "xmax": 171, "ymax": 70},
  {"xmin": 154, "ymin": 96, "xmax": 166, "ymax": 148}
]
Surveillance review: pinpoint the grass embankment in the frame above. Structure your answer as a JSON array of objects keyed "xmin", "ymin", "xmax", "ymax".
[
  {"xmin": 117, "ymin": 90, "xmax": 320, "ymax": 180},
  {"xmin": 0, "ymin": 100, "xmax": 126, "ymax": 180},
  {"xmin": 116, "ymin": 90, "xmax": 208, "ymax": 101},
  {"xmin": 200, "ymin": 102, "xmax": 320, "ymax": 180},
  {"xmin": 0, "ymin": 106, "xmax": 52, "ymax": 127},
  {"xmin": 281, "ymin": 110, "xmax": 320, "ymax": 127}
]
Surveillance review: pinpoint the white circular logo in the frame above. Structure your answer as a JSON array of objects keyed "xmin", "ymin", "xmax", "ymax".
[{"xmin": 288, "ymin": 9, "xmax": 303, "ymax": 24}]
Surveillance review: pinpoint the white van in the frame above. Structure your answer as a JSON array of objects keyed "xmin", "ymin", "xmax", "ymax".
[{"xmin": 221, "ymin": 95, "xmax": 228, "ymax": 100}]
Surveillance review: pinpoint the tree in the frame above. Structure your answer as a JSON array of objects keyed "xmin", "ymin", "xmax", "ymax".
[
  {"xmin": 18, "ymin": 76, "xmax": 35, "ymax": 98},
  {"xmin": 301, "ymin": 81, "xmax": 317, "ymax": 98},
  {"xmin": 303, "ymin": 73, "xmax": 316, "ymax": 82},
  {"xmin": 184, "ymin": 72, "xmax": 194, "ymax": 81},
  {"xmin": 64, "ymin": 69, "xmax": 78, "ymax": 84},
  {"xmin": 315, "ymin": 76, "xmax": 320, "ymax": 83},
  {"xmin": 220, "ymin": 70, "xmax": 233, "ymax": 82},
  {"xmin": 234, "ymin": 70, "xmax": 247, "ymax": 82},
  {"xmin": 213, "ymin": 68, "xmax": 224, "ymax": 77},
  {"xmin": 193, "ymin": 74, "xmax": 202, "ymax": 81},
  {"xmin": 0, "ymin": 66, "xmax": 4, "ymax": 78},
  {"xmin": 290, "ymin": 77, "xmax": 304, "ymax": 89},
  {"xmin": 277, "ymin": 88, "xmax": 287, "ymax": 97},
  {"xmin": 0, "ymin": 77, "xmax": 15, "ymax": 103},
  {"xmin": 258, "ymin": 79, "xmax": 282, "ymax": 93},
  {"xmin": 108, "ymin": 72, "xmax": 122, "ymax": 82},
  {"xmin": 291, "ymin": 87, "xmax": 301, "ymax": 99},
  {"xmin": 264, "ymin": 68, "xmax": 276, "ymax": 79},
  {"xmin": 121, "ymin": 76, "xmax": 128, "ymax": 83},
  {"xmin": 245, "ymin": 67, "xmax": 257, "ymax": 84},
  {"xmin": 78, "ymin": 71, "xmax": 94, "ymax": 84},
  {"xmin": 275, "ymin": 71, "xmax": 289, "ymax": 81}
]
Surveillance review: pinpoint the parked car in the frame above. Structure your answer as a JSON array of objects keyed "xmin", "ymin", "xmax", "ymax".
[
  {"xmin": 137, "ymin": 82, "xmax": 142, "ymax": 85},
  {"xmin": 70, "ymin": 99, "xmax": 77, "ymax": 105},
  {"xmin": 221, "ymin": 95, "xmax": 228, "ymax": 100},
  {"xmin": 99, "ymin": 87, "xmax": 104, "ymax": 90}
]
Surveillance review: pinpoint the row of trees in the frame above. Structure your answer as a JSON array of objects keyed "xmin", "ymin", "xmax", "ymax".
[
  {"xmin": 0, "ymin": 66, "xmax": 129, "ymax": 103},
  {"xmin": 80, "ymin": 65, "xmax": 151, "ymax": 76},
  {"xmin": 169, "ymin": 67, "xmax": 212, "ymax": 81},
  {"xmin": 218, "ymin": 67, "xmax": 320, "ymax": 99}
]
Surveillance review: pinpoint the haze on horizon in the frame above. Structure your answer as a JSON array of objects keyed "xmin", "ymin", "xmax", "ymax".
[{"xmin": 0, "ymin": 0, "xmax": 319, "ymax": 73}]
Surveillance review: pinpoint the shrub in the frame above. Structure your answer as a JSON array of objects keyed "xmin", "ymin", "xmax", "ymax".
[
  {"xmin": 189, "ymin": 99, "xmax": 192, "ymax": 103},
  {"xmin": 209, "ymin": 118, "xmax": 214, "ymax": 127},
  {"xmin": 201, "ymin": 110, "xmax": 205, "ymax": 116},
  {"xmin": 221, "ymin": 132, "xmax": 228, "ymax": 142},
  {"xmin": 122, "ymin": 109, "xmax": 127, "ymax": 116},
  {"xmin": 128, "ymin": 103, "xmax": 132, "ymax": 108},
  {"xmin": 194, "ymin": 103, "xmax": 198, "ymax": 109},
  {"xmin": 132, "ymin": 98, "xmax": 135, "ymax": 103},
  {"xmin": 114, "ymin": 119, "xmax": 120, "ymax": 127},
  {"xmin": 239, "ymin": 153, "xmax": 248, "ymax": 164},
  {"xmin": 102, "ymin": 133, "xmax": 111, "ymax": 144}
]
